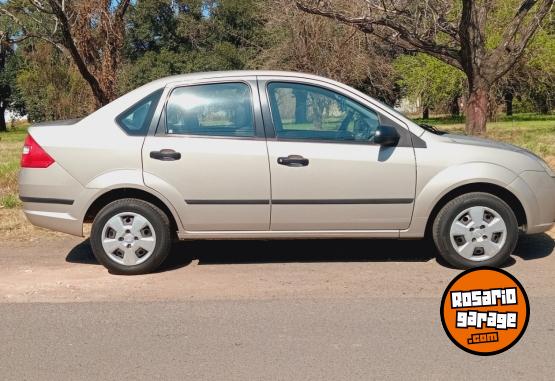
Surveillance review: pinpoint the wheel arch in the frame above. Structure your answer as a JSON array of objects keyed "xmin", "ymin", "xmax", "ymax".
[
  {"xmin": 424, "ymin": 182, "xmax": 527, "ymax": 237},
  {"xmin": 84, "ymin": 187, "xmax": 180, "ymax": 236}
]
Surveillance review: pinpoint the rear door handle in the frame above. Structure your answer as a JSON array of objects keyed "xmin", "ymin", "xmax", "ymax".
[
  {"xmin": 150, "ymin": 149, "xmax": 181, "ymax": 161},
  {"xmin": 277, "ymin": 155, "xmax": 309, "ymax": 167}
]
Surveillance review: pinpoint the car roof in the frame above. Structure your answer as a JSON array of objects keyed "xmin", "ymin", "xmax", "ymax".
[{"xmin": 149, "ymin": 70, "xmax": 338, "ymax": 87}]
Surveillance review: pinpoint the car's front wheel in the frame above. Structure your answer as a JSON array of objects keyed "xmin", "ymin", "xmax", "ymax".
[
  {"xmin": 90, "ymin": 198, "xmax": 172, "ymax": 275},
  {"xmin": 432, "ymin": 192, "xmax": 519, "ymax": 268}
]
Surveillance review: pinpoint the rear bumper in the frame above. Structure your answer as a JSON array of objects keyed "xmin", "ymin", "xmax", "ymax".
[
  {"xmin": 22, "ymin": 208, "xmax": 82, "ymax": 236},
  {"xmin": 19, "ymin": 164, "xmax": 85, "ymax": 236}
]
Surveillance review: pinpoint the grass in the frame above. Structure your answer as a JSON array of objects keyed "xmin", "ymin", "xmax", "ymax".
[
  {"xmin": 413, "ymin": 112, "xmax": 555, "ymax": 125},
  {"xmin": 0, "ymin": 125, "xmax": 28, "ymax": 210}
]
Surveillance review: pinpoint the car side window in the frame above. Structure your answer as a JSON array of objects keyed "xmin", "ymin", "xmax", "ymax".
[
  {"xmin": 116, "ymin": 89, "xmax": 163, "ymax": 136},
  {"xmin": 166, "ymin": 83, "xmax": 254, "ymax": 137},
  {"xmin": 267, "ymin": 82, "xmax": 381, "ymax": 142}
]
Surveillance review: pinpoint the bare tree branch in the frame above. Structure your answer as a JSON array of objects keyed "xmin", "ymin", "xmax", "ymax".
[
  {"xmin": 115, "ymin": 0, "xmax": 130, "ymax": 21},
  {"xmin": 492, "ymin": 0, "xmax": 554, "ymax": 78},
  {"xmin": 1, "ymin": 0, "xmax": 132, "ymax": 106},
  {"xmin": 28, "ymin": 0, "xmax": 54, "ymax": 14},
  {"xmin": 45, "ymin": 0, "xmax": 108, "ymax": 105},
  {"xmin": 296, "ymin": 1, "xmax": 462, "ymax": 68},
  {"xmin": 296, "ymin": 0, "xmax": 554, "ymax": 135}
]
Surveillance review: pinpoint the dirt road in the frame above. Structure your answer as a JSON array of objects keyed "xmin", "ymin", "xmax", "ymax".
[
  {"xmin": 1, "ymin": 230, "xmax": 554, "ymax": 302},
  {"xmin": 0, "ymin": 230, "xmax": 554, "ymax": 379}
]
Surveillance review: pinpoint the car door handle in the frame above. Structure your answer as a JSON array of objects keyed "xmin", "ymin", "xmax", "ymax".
[
  {"xmin": 277, "ymin": 155, "xmax": 309, "ymax": 167},
  {"xmin": 150, "ymin": 149, "xmax": 181, "ymax": 161}
]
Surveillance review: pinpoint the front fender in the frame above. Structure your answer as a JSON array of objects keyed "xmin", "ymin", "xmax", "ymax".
[{"xmin": 401, "ymin": 162, "xmax": 520, "ymax": 238}]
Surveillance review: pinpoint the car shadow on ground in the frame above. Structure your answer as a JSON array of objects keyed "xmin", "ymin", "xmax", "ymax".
[{"xmin": 66, "ymin": 232, "xmax": 554, "ymax": 273}]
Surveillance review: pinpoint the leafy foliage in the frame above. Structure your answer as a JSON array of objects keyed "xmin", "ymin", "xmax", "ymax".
[
  {"xmin": 16, "ymin": 43, "xmax": 94, "ymax": 122},
  {"xmin": 119, "ymin": 0, "xmax": 264, "ymax": 93},
  {"xmin": 394, "ymin": 53, "xmax": 465, "ymax": 115},
  {"xmin": 0, "ymin": 45, "xmax": 25, "ymax": 130}
]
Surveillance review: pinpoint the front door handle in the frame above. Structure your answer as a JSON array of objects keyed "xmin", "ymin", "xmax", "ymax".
[
  {"xmin": 150, "ymin": 149, "xmax": 181, "ymax": 161},
  {"xmin": 277, "ymin": 155, "xmax": 309, "ymax": 167}
]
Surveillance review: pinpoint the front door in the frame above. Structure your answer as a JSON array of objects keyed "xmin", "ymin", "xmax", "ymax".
[
  {"xmin": 142, "ymin": 78, "xmax": 271, "ymax": 231},
  {"xmin": 261, "ymin": 80, "xmax": 416, "ymax": 231}
]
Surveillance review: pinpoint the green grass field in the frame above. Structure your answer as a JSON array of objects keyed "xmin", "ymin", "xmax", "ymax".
[
  {"xmin": 421, "ymin": 113, "xmax": 555, "ymax": 160},
  {"xmin": 1, "ymin": 114, "xmax": 554, "ymax": 209},
  {"xmin": 0, "ymin": 126, "xmax": 28, "ymax": 209}
]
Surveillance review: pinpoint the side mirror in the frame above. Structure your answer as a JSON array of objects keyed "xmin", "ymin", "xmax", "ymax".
[{"xmin": 374, "ymin": 125, "xmax": 400, "ymax": 146}]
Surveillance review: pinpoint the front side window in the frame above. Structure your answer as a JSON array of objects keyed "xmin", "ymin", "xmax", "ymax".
[
  {"xmin": 117, "ymin": 89, "xmax": 163, "ymax": 136},
  {"xmin": 267, "ymin": 82, "xmax": 381, "ymax": 142},
  {"xmin": 166, "ymin": 83, "xmax": 254, "ymax": 137}
]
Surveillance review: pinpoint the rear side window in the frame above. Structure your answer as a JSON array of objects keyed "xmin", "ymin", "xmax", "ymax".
[
  {"xmin": 116, "ymin": 89, "xmax": 163, "ymax": 136},
  {"xmin": 165, "ymin": 83, "xmax": 254, "ymax": 137}
]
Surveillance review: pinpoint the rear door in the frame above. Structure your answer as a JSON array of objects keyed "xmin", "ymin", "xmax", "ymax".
[
  {"xmin": 142, "ymin": 77, "xmax": 271, "ymax": 231},
  {"xmin": 259, "ymin": 77, "xmax": 417, "ymax": 231}
]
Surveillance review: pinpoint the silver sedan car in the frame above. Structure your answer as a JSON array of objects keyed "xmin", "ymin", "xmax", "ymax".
[{"xmin": 19, "ymin": 71, "xmax": 555, "ymax": 274}]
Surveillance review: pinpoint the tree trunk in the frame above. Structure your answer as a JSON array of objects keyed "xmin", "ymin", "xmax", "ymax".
[
  {"xmin": 487, "ymin": 91, "xmax": 498, "ymax": 122},
  {"xmin": 422, "ymin": 106, "xmax": 429, "ymax": 119},
  {"xmin": 465, "ymin": 86, "xmax": 489, "ymax": 135},
  {"xmin": 0, "ymin": 105, "xmax": 6, "ymax": 132},
  {"xmin": 449, "ymin": 96, "xmax": 460, "ymax": 117},
  {"xmin": 504, "ymin": 91, "xmax": 513, "ymax": 116},
  {"xmin": 47, "ymin": 0, "xmax": 111, "ymax": 107},
  {"xmin": 537, "ymin": 97, "xmax": 550, "ymax": 114}
]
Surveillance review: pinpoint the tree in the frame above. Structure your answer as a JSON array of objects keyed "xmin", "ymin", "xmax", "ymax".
[
  {"xmin": 1, "ymin": 0, "xmax": 131, "ymax": 107},
  {"xmin": 297, "ymin": 0, "xmax": 554, "ymax": 135},
  {"xmin": 0, "ymin": 33, "xmax": 25, "ymax": 131},
  {"xmin": 0, "ymin": 44, "xmax": 15, "ymax": 131},
  {"xmin": 394, "ymin": 53, "xmax": 465, "ymax": 119},
  {"xmin": 16, "ymin": 41, "xmax": 94, "ymax": 121},
  {"xmin": 120, "ymin": 0, "xmax": 264, "ymax": 93},
  {"xmin": 503, "ymin": 24, "xmax": 555, "ymax": 114},
  {"xmin": 255, "ymin": 0, "xmax": 399, "ymax": 104}
]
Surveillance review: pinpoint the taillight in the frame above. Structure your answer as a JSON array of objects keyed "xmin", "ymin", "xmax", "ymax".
[{"xmin": 20, "ymin": 134, "xmax": 55, "ymax": 168}]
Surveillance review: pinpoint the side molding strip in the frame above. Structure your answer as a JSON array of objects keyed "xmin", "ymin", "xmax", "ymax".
[
  {"xmin": 272, "ymin": 199, "xmax": 414, "ymax": 205},
  {"xmin": 19, "ymin": 196, "xmax": 75, "ymax": 205},
  {"xmin": 185, "ymin": 199, "xmax": 414, "ymax": 205},
  {"xmin": 186, "ymin": 200, "xmax": 270, "ymax": 205}
]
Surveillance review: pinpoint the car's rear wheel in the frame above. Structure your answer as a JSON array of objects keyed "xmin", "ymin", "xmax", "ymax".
[
  {"xmin": 90, "ymin": 198, "xmax": 172, "ymax": 275},
  {"xmin": 432, "ymin": 192, "xmax": 518, "ymax": 268}
]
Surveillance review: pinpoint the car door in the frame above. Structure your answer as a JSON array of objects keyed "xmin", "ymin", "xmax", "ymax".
[
  {"xmin": 142, "ymin": 77, "xmax": 271, "ymax": 231},
  {"xmin": 259, "ymin": 77, "xmax": 416, "ymax": 231}
]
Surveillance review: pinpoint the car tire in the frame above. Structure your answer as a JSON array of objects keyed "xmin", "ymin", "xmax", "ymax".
[
  {"xmin": 90, "ymin": 198, "xmax": 172, "ymax": 275},
  {"xmin": 432, "ymin": 192, "xmax": 518, "ymax": 269}
]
